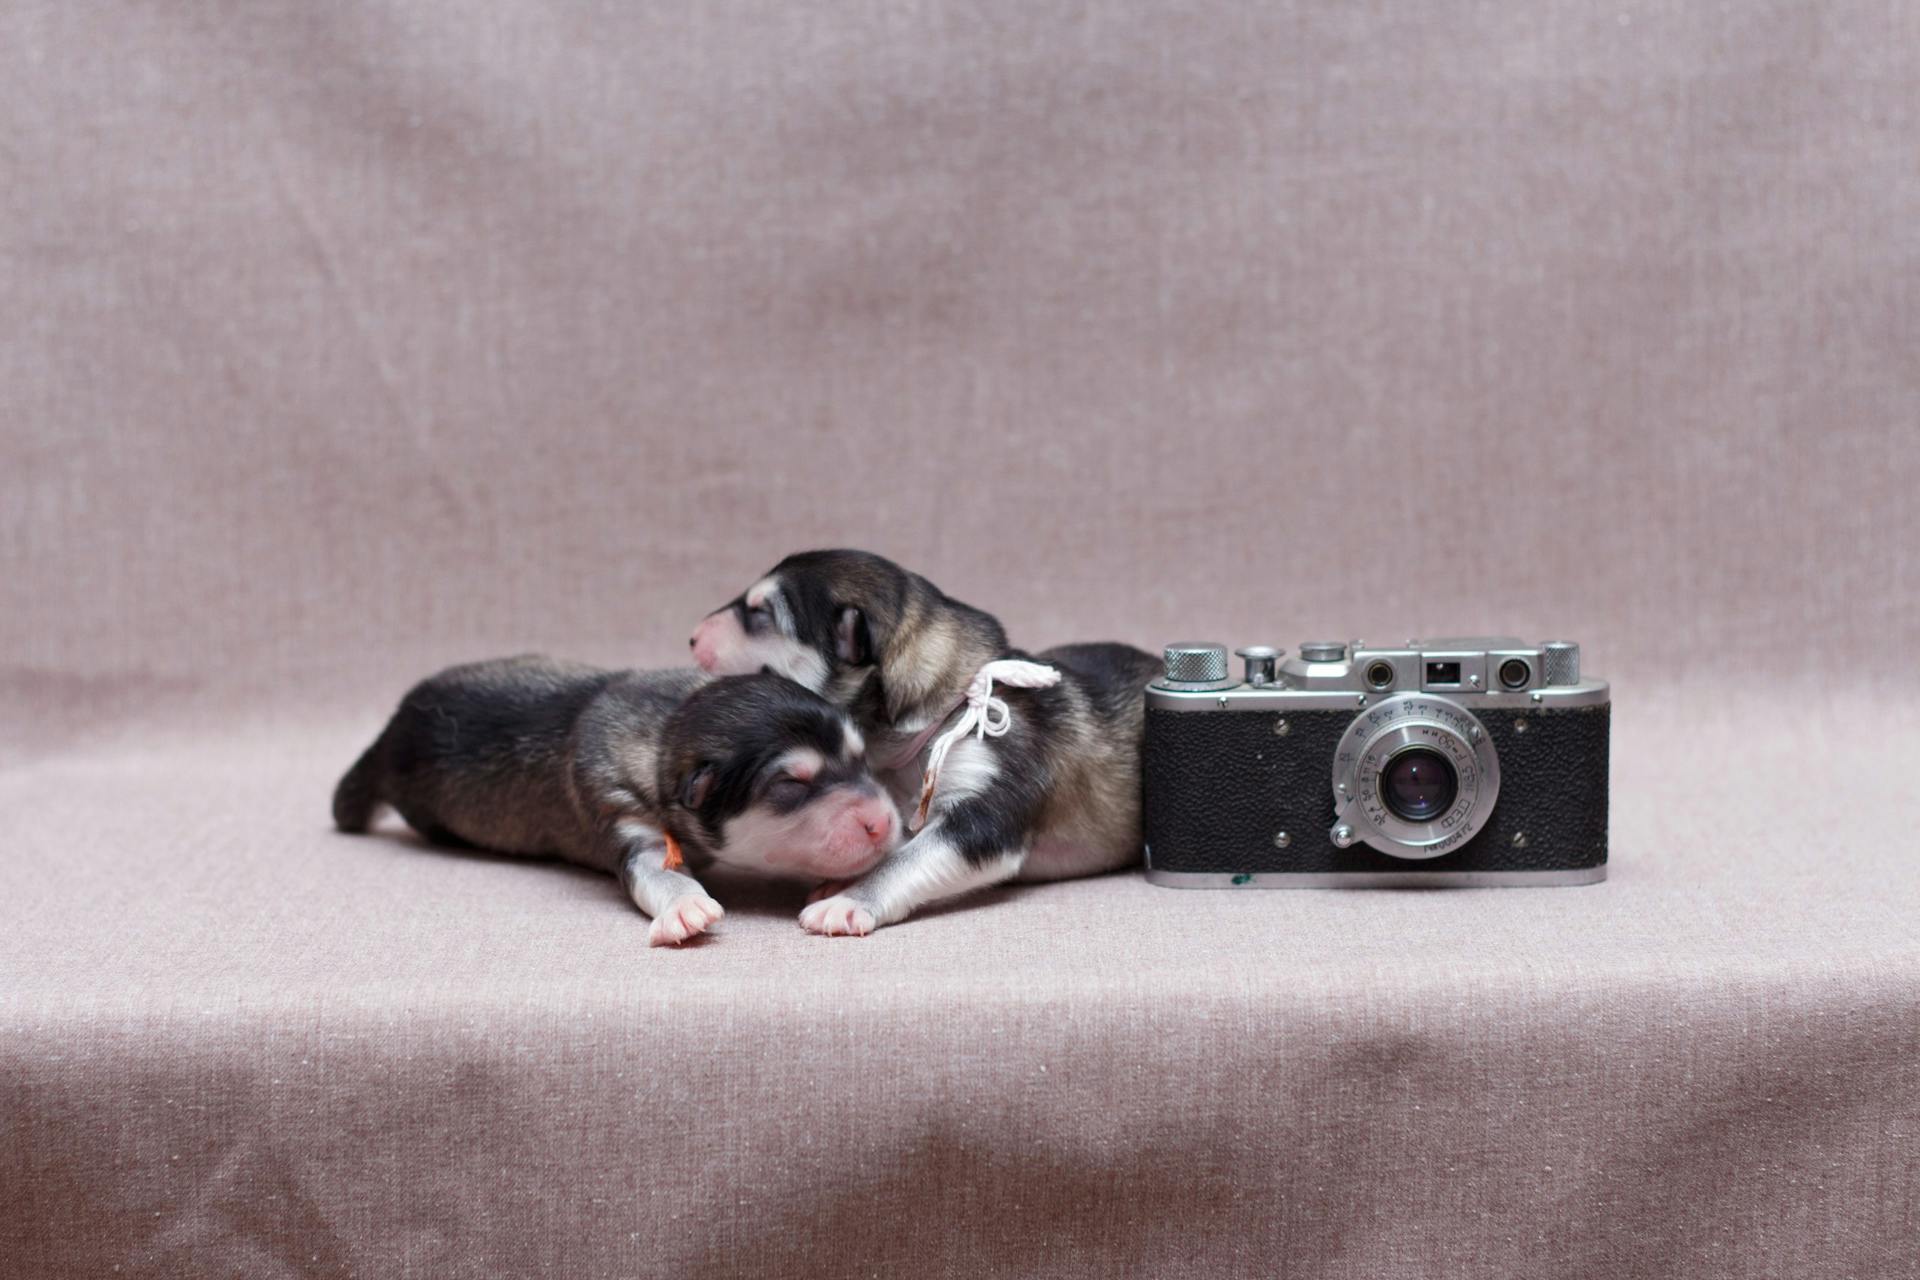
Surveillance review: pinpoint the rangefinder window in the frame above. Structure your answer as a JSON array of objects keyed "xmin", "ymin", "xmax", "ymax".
[{"xmin": 1425, "ymin": 660, "xmax": 1462, "ymax": 687}]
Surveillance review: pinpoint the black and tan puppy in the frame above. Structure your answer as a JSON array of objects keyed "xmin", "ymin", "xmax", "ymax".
[
  {"xmin": 332, "ymin": 656, "xmax": 900, "ymax": 945},
  {"xmin": 690, "ymin": 550, "xmax": 1160, "ymax": 935}
]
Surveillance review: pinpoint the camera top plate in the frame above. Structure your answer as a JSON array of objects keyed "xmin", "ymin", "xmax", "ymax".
[{"xmin": 1147, "ymin": 638, "xmax": 1609, "ymax": 712}]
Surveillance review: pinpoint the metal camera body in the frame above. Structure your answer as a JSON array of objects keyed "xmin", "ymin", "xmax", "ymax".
[{"xmin": 1142, "ymin": 637, "xmax": 1610, "ymax": 887}]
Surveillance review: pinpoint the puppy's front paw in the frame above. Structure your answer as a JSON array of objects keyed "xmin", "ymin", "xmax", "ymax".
[
  {"xmin": 649, "ymin": 893, "xmax": 724, "ymax": 947},
  {"xmin": 798, "ymin": 896, "xmax": 876, "ymax": 937}
]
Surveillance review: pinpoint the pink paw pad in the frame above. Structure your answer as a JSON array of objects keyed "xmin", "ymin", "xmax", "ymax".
[
  {"xmin": 649, "ymin": 893, "xmax": 724, "ymax": 947},
  {"xmin": 799, "ymin": 896, "xmax": 875, "ymax": 937}
]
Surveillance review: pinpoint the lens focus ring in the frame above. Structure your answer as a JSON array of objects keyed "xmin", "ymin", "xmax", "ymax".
[{"xmin": 1328, "ymin": 692, "xmax": 1501, "ymax": 860}]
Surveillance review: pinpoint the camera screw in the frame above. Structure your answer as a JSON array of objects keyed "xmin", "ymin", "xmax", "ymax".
[
  {"xmin": 1273, "ymin": 831, "xmax": 1291, "ymax": 848},
  {"xmin": 1513, "ymin": 719, "xmax": 1529, "ymax": 734},
  {"xmin": 1511, "ymin": 832, "xmax": 1529, "ymax": 849},
  {"xmin": 1331, "ymin": 825, "xmax": 1355, "ymax": 849},
  {"xmin": 1530, "ymin": 691, "xmax": 1544, "ymax": 703},
  {"xmin": 1355, "ymin": 695, "xmax": 1368, "ymax": 708},
  {"xmin": 1272, "ymin": 717, "xmax": 1290, "ymax": 736}
]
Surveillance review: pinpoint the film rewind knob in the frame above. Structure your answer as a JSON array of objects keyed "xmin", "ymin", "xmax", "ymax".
[{"xmin": 1162, "ymin": 643, "xmax": 1229, "ymax": 684}]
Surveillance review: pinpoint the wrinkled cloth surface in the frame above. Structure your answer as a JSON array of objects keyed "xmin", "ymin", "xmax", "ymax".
[{"xmin": 4, "ymin": 0, "xmax": 1919, "ymax": 1276}]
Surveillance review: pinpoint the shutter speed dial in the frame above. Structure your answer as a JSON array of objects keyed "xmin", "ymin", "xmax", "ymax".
[{"xmin": 1235, "ymin": 646, "xmax": 1281, "ymax": 686}]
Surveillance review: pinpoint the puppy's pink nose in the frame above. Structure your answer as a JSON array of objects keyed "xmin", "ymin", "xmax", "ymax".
[
  {"xmin": 860, "ymin": 806, "xmax": 895, "ymax": 847},
  {"xmin": 689, "ymin": 616, "xmax": 719, "ymax": 671}
]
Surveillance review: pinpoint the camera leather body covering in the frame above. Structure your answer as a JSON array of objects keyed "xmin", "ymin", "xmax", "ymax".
[{"xmin": 1143, "ymin": 703, "xmax": 1609, "ymax": 880}]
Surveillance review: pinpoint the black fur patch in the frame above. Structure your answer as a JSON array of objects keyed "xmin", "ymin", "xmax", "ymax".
[
  {"xmin": 1038, "ymin": 642, "xmax": 1164, "ymax": 719},
  {"xmin": 383, "ymin": 658, "xmax": 617, "ymax": 790}
]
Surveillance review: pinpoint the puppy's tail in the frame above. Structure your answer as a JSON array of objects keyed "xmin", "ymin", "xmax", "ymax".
[{"xmin": 332, "ymin": 734, "xmax": 388, "ymax": 833}]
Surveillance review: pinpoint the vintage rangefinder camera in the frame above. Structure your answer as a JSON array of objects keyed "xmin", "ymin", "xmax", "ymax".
[{"xmin": 1142, "ymin": 638, "xmax": 1609, "ymax": 886}]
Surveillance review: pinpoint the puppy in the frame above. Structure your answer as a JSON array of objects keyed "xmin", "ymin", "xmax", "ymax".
[
  {"xmin": 690, "ymin": 550, "xmax": 1160, "ymax": 935},
  {"xmin": 332, "ymin": 655, "xmax": 900, "ymax": 945}
]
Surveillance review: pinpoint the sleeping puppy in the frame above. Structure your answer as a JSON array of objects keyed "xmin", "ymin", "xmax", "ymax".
[
  {"xmin": 690, "ymin": 550, "xmax": 1160, "ymax": 935},
  {"xmin": 332, "ymin": 655, "xmax": 900, "ymax": 945}
]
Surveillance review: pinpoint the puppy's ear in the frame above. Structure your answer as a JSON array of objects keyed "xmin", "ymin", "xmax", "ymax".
[
  {"xmin": 835, "ymin": 606, "xmax": 873, "ymax": 666},
  {"xmin": 676, "ymin": 763, "xmax": 716, "ymax": 811}
]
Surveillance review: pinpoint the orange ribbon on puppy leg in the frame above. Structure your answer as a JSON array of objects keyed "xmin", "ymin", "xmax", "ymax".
[{"xmin": 662, "ymin": 832, "xmax": 685, "ymax": 872}]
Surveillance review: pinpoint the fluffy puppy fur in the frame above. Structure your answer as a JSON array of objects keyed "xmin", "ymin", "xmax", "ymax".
[
  {"xmin": 690, "ymin": 550, "xmax": 1160, "ymax": 934},
  {"xmin": 333, "ymin": 655, "xmax": 899, "ymax": 945}
]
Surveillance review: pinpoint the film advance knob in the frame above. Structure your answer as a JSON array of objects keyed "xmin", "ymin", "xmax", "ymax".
[
  {"xmin": 1163, "ymin": 643, "xmax": 1229, "ymax": 683},
  {"xmin": 1235, "ymin": 645, "xmax": 1281, "ymax": 686},
  {"xmin": 1299, "ymin": 641, "xmax": 1347, "ymax": 663}
]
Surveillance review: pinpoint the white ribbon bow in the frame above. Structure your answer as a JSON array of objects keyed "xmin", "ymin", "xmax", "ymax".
[{"xmin": 912, "ymin": 659, "xmax": 1062, "ymax": 830}]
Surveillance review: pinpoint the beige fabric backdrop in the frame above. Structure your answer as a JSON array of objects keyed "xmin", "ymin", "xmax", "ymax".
[
  {"xmin": 4, "ymin": 1, "xmax": 1919, "ymax": 1276},
  {"xmin": 5, "ymin": 0, "xmax": 1916, "ymax": 700}
]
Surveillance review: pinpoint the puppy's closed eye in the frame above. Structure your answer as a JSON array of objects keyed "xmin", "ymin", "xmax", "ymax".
[
  {"xmin": 678, "ymin": 763, "xmax": 716, "ymax": 810},
  {"xmin": 765, "ymin": 776, "xmax": 810, "ymax": 808}
]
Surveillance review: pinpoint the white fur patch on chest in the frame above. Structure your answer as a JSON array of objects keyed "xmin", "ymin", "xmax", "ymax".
[
  {"xmin": 923, "ymin": 736, "xmax": 1000, "ymax": 806},
  {"xmin": 911, "ymin": 658, "xmax": 1060, "ymax": 829}
]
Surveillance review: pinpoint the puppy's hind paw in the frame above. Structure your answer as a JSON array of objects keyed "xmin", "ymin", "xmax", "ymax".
[
  {"xmin": 798, "ymin": 896, "xmax": 876, "ymax": 937},
  {"xmin": 649, "ymin": 893, "xmax": 724, "ymax": 947}
]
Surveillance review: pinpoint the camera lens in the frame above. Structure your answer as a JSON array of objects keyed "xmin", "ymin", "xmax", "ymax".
[
  {"xmin": 1364, "ymin": 660, "xmax": 1395, "ymax": 690},
  {"xmin": 1378, "ymin": 747, "xmax": 1458, "ymax": 823},
  {"xmin": 1498, "ymin": 658, "xmax": 1531, "ymax": 690}
]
